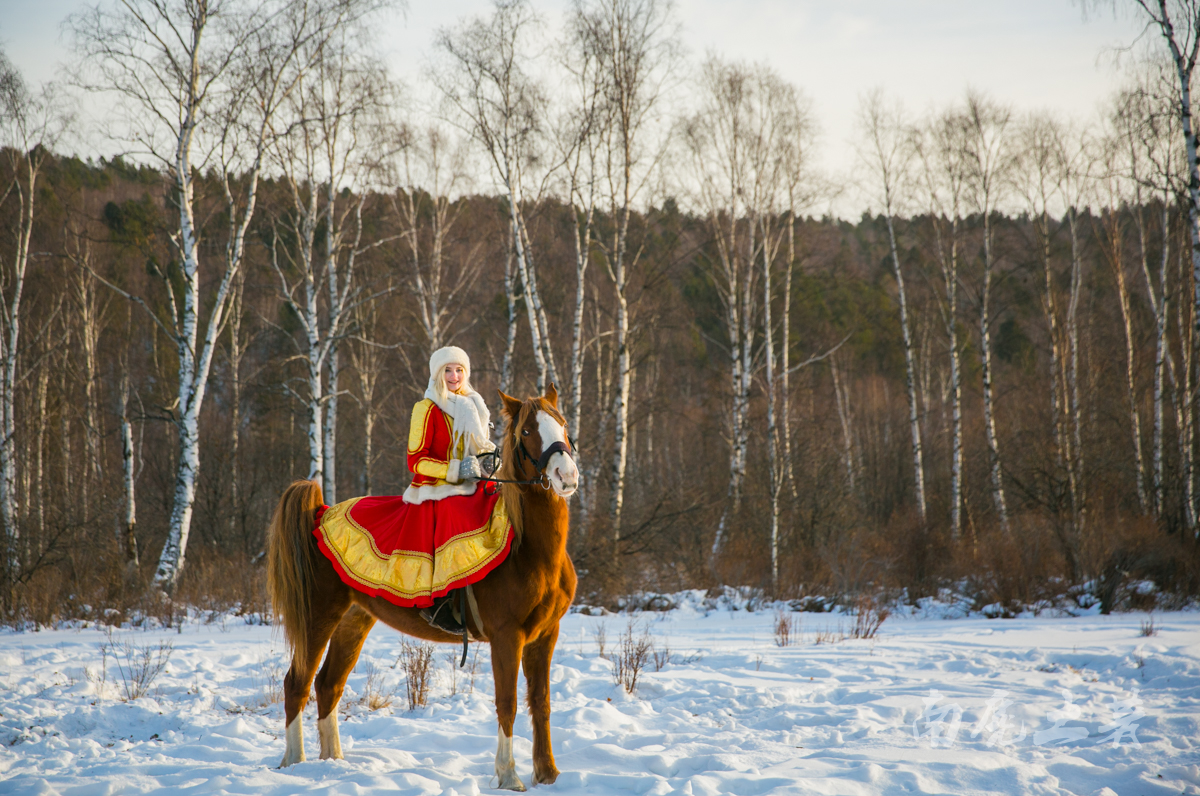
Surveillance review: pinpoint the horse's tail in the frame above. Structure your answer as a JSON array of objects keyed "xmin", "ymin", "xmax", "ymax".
[{"xmin": 266, "ymin": 479, "xmax": 324, "ymax": 669}]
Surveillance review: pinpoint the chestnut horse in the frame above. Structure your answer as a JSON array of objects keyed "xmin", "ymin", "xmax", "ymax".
[{"xmin": 266, "ymin": 386, "xmax": 578, "ymax": 790}]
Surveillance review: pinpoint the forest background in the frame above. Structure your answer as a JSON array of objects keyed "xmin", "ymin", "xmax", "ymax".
[{"xmin": 1, "ymin": 0, "xmax": 1197, "ymax": 627}]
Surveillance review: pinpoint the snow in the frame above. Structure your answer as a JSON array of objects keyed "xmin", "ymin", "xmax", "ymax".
[{"xmin": 2, "ymin": 603, "xmax": 1198, "ymax": 795}]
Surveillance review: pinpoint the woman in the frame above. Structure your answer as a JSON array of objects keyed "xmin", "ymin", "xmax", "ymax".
[{"xmin": 407, "ymin": 346, "xmax": 497, "ymax": 632}]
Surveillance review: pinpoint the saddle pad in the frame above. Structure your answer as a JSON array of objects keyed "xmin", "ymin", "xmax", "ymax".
[{"xmin": 313, "ymin": 490, "xmax": 512, "ymax": 608}]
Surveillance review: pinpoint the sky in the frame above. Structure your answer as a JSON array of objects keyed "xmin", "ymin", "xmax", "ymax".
[{"xmin": 0, "ymin": 0, "xmax": 1153, "ymax": 216}]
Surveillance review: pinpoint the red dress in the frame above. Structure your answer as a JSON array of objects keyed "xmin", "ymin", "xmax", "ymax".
[{"xmin": 313, "ymin": 399, "xmax": 510, "ymax": 607}]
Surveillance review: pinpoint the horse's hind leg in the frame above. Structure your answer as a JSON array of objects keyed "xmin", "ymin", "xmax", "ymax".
[
  {"xmin": 523, "ymin": 627, "xmax": 561, "ymax": 785},
  {"xmin": 314, "ymin": 604, "xmax": 376, "ymax": 760},
  {"xmin": 280, "ymin": 593, "xmax": 350, "ymax": 768}
]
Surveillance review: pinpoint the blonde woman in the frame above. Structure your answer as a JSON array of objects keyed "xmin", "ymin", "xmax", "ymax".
[{"xmin": 406, "ymin": 346, "xmax": 497, "ymax": 632}]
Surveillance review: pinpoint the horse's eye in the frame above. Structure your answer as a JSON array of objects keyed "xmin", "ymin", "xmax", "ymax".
[{"xmin": 522, "ymin": 429, "xmax": 529, "ymax": 436}]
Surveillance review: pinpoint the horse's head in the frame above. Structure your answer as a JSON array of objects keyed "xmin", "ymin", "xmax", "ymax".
[{"xmin": 499, "ymin": 383, "xmax": 580, "ymax": 498}]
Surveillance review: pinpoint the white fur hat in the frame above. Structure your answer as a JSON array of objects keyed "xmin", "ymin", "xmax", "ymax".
[{"xmin": 429, "ymin": 346, "xmax": 470, "ymax": 384}]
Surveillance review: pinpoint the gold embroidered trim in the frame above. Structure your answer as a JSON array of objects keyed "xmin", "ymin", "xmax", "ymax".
[
  {"xmin": 317, "ymin": 496, "xmax": 510, "ymax": 600},
  {"xmin": 408, "ymin": 400, "xmax": 433, "ymax": 454}
]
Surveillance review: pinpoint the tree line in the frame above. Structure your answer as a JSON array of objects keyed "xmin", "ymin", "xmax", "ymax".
[{"xmin": 0, "ymin": 0, "xmax": 1197, "ymax": 623}]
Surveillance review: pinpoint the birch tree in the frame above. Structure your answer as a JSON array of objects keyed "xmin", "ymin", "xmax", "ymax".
[
  {"xmin": 391, "ymin": 124, "xmax": 479, "ymax": 357},
  {"xmin": 433, "ymin": 0, "xmax": 557, "ymax": 392},
  {"xmin": 557, "ymin": 11, "xmax": 610, "ymax": 524},
  {"xmin": 683, "ymin": 58, "xmax": 765, "ymax": 559},
  {"xmin": 961, "ymin": 92, "xmax": 1013, "ymax": 534},
  {"xmin": 0, "ymin": 52, "xmax": 68, "ymax": 586},
  {"xmin": 1117, "ymin": 71, "xmax": 1185, "ymax": 520},
  {"xmin": 1096, "ymin": 123, "xmax": 1150, "ymax": 515},
  {"xmin": 914, "ymin": 109, "xmax": 969, "ymax": 539},
  {"xmin": 269, "ymin": 35, "xmax": 390, "ymax": 504},
  {"xmin": 857, "ymin": 89, "xmax": 927, "ymax": 524},
  {"xmin": 71, "ymin": 0, "xmax": 381, "ymax": 593},
  {"xmin": 1115, "ymin": 2, "xmax": 1200, "ymax": 338},
  {"xmin": 574, "ymin": 0, "xmax": 677, "ymax": 541}
]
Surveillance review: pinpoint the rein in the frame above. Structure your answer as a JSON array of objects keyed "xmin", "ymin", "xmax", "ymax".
[{"xmin": 479, "ymin": 435, "xmax": 575, "ymax": 487}]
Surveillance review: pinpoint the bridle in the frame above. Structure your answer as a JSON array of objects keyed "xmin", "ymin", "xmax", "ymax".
[{"xmin": 479, "ymin": 430, "xmax": 576, "ymax": 488}]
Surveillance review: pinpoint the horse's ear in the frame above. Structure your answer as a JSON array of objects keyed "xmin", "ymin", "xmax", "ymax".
[
  {"xmin": 498, "ymin": 390, "xmax": 523, "ymax": 419},
  {"xmin": 544, "ymin": 382, "xmax": 558, "ymax": 409}
]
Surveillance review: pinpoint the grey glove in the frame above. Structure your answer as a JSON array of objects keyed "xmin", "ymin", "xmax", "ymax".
[{"xmin": 457, "ymin": 455, "xmax": 483, "ymax": 482}]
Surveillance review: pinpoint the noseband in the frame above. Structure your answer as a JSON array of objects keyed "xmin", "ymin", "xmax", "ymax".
[{"xmin": 479, "ymin": 433, "xmax": 575, "ymax": 488}]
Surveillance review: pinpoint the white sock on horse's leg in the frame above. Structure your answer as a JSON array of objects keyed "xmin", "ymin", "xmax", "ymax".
[
  {"xmin": 495, "ymin": 726, "xmax": 526, "ymax": 791},
  {"xmin": 279, "ymin": 716, "xmax": 306, "ymax": 768},
  {"xmin": 318, "ymin": 708, "xmax": 343, "ymax": 760}
]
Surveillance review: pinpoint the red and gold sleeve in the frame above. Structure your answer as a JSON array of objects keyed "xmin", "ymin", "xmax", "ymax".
[{"xmin": 407, "ymin": 400, "xmax": 451, "ymax": 481}]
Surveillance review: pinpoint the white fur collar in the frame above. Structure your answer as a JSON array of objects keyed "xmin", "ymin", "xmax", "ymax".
[{"xmin": 424, "ymin": 384, "xmax": 491, "ymax": 455}]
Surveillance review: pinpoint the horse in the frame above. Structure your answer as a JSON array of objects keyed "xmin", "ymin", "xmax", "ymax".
[{"xmin": 266, "ymin": 385, "xmax": 579, "ymax": 791}]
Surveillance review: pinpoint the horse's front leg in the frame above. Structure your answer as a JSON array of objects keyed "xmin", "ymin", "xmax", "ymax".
[
  {"xmin": 491, "ymin": 631, "xmax": 527, "ymax": 791},
  {"xmin": 522, "ymin": 626, "xmax": 561, "ymax": 785}
]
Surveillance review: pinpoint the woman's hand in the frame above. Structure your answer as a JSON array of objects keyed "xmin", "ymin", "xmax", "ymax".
[{"xmin": 457, "ymin": 456, "xmax": 483, "ymax": 482}]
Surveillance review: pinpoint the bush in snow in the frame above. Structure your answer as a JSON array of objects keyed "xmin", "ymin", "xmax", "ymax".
[
  {"xmin": 612, "ymin": 619, "xmax": 653, "ymax": 694},
  {"xmin": 97, "ymin": 632, "xmax": 173, "ymax": 702},
  {"xmin": 396, "ymin": 639, "xmax": 434, "ymax": 710}
]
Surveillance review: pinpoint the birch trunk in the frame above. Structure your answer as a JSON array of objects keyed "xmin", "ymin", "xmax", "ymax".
[
  {"xmin": 1067, "ymin": 208, "xmax": 1086, "ymax": 535},
  {"xmin": 886, "ymin": 214, "xmax": 927, "ymax": 522},
  {"xmin": 609, "ymin": 206, "xmax": 631, "ymax": 540},
  {"xmin": 782, "ymin": 209, "xmax": 797, "ymax": 504},
  {"xmin": 517, "ymin": 211, "xmax": 558, "ymax": 387},
  {"xmin": 1107, "ymin": 209, "xmax": 1149, "ymax": 513},
  {"xmin": 762, "ymin": 216, "xmax": 782, "ymax": 593},
  {"xmin": 831, "ymin": 359, "xmax": 857, "ymax": 492},
  {"xmin": 508, "ymin": 192, "xmax": 548, "ymax": 391},
  {"xmin": 120, "ymin": 368, "xmax": 139, "ymax": 569},
  {"xmin": 500, "ymin": 225, "xmax": 518, "ymax": 397},
  {"xmin": 1138, "ymin": 203, "xmax": 1169, "ymax": 517},
  {"xmin": 227, "ymin": 274, "xmax": 244, "ymax": 541},
  {"xmin": 0, "ymin": 148, "xmax": 42, "ymax": 583},
  {"xmin": 980, "ymin": 209, "xmax": 1010, "ymax": 533},
  {"xmin": 34, "ymin": 361, "xmax": 46, "ymax": 546}
]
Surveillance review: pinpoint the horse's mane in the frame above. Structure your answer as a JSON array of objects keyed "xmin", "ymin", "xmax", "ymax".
[
  {"xmin": 496, "ymin": 400, "xmax": 530, "ymax": 552},
  {"xmin": 495, "ymin": 396, "xmax": 565, "ymax": 554}
]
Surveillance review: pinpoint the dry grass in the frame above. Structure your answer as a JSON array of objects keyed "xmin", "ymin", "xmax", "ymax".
[
  {"xmin": 396, "ymin": 639, "xmax": 434, "ymax": 710},
  {"xmin": 774, "ymin": 607, "xmax": 800, "ymax": 647},
  {"xmin": 358, "ymin": 660, "xmax": 395, "ymax": 711},
  {"xmin": 813, "ymin": 622, "xmax": 845, "ymax": 645},
  {"xmin": 592, "ymin": 619, "xmax": 608, "ymax": 659}
]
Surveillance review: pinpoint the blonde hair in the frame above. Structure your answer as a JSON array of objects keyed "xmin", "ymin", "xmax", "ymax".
[{"xmin": 432, "ymin": 362, "xmax": 472, "ymax": 402}]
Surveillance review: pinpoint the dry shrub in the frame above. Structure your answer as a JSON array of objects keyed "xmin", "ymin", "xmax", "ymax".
[
  {"xmin": 359, "ymin": 659, "xmax": 395, "ymax": 710},
  {"xmin": 953, "ymin": 518, "xmax": 1065, "ymax": 614},
  {"xmin": 176, "ymin": 552, "xmax": 271, "ymax": 624},
  {"xmin": 396, "ymin": 639, "xmax": 434, "ymax": 710},
  {"xmin": 1139, "ymin": 615, "xmax": 1158, "ymax": 637},
  {"xmin": 774, "ymin": 607, "xmax": 800, "ymax": 647},
  {"xmin": 1086, "ymin": 516, "xmax": 1200, "ymax": 613},
  {"xmin": 612, "ymin": 619, "xmax": 653, "ymax": 694},
  {"xmin": 98, "ymin": 631, "xmax": 173, "ymax": 702},
  {"xmin": 652, "ymin": 637, "xmax": 674, "ymax": 671},
  {"xmin": 850, "ymin": 595, "xmax": 888, "ymax": 639}
]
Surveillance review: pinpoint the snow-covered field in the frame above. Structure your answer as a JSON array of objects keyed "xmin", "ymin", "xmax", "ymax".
[{"xmin": 2, "ymin": 601, "xmax": 1198, "ymax": 796}]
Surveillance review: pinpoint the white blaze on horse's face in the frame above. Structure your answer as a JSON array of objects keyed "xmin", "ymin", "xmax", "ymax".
[{"xmin": 537, "ymin": 410, "xmax": 579, "ymax": 497}]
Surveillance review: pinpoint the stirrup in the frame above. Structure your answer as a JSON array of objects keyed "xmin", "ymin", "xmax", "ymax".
[{"xmin": 420, "ymin": 594, "xmax": 463, "ymax": 634}]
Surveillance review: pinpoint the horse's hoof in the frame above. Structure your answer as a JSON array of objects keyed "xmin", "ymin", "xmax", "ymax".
[
  {"xmin": 497, "ymin": 772, "xmax": 527, "ymax": 791},
  {"xmin": 534, "ymin": 767, "xmax": 559, "ymax": 785}
]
